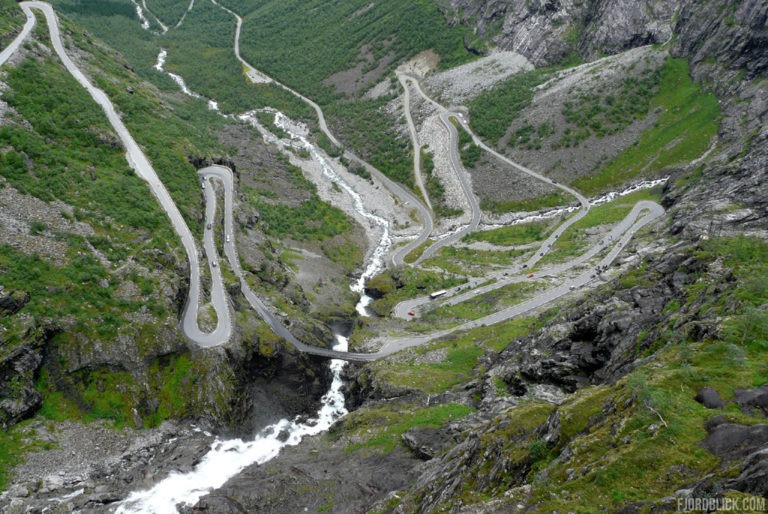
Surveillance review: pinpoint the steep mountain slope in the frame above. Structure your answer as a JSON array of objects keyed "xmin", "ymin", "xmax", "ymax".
[
  {"xmin": 0, "ymin": 2, "xmax": 361, "ymax": 493},
  {"xmin": 187, "ymin": 1, "xmax": 768, "ymax": 512},
  {"xmin": 0, "ymin": 0, "xmax": 765, "ymax": 511}
]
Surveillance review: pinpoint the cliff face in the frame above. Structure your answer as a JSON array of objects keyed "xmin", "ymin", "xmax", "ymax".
[
  {"xmin": 665, "ymin": 0, "xmax": 768, "ymax": 240},
  {"xmin": 675, "ymin": 0, "xmax": 768, "ymax": 80},
  {"xmin": 441, "ymin": 0, "xmax": 679, "ymax": 65}
]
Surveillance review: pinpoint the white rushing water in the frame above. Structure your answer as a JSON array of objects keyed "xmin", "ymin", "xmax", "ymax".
[
  {"xmin": 114, "ymin": 96, "xmax": 390, "ymax": 513},
  {"xmin": 273, "ymin": 112, "xmax": 392, "ymax": 309},
  {"xmin": 129, "ymin": 0, "xmax": 150, "ymax": 30},
  {"xmin": 153, "ymin": 49, "xmax": 222, "ymax": 113},
  {"xmin": 239, "ymin": 109, "xmax": 392, "ymax": 316},
  {"xmin": 482, "ymin": 177, "xmax": 669, "ymax": 231},
  {"xmin": 117, "ymin": 336, "xmax": 349, "ymax": 513},
  {"xmin": 153, "ymin": 49, "xmax": 200, "ymax": 99}
]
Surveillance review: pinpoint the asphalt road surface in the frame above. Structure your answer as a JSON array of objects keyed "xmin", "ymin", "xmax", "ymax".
[{"xmin": 19, "ymin": 2, "xmax": 232, "ymax": 347}]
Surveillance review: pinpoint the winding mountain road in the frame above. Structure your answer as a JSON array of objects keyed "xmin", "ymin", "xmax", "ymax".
[
  {"xmin": 197, "ymin": 166, "xmax": 356, "ymax": 360},
  {"xmin": 16, "ymin": 1, "xmax": 232, "ymax": 348},
  {"xmin": 0, "ymin": 7, "xmax": 35, "ymax": 66},
  {"xmin": 400, "ymin": 72, "xmax": 590, "ymax": 266},
  {"xmin": 189, "ymin": 63, "xmax": 664, "ymax": 360},
  {"xmin": 398, "ymin": 74, "xmax": 433, "ymax": 212},
  {"xmin": 5, "ymin": 2, "xmax": 667, "ymax": 363},
  {"xmin": 207, "ymin": 0, "xmax": 433, "ymax": 268},
  {"xmin": 376, "ymin": 200, "xmax": 664, "ymax": 357}
]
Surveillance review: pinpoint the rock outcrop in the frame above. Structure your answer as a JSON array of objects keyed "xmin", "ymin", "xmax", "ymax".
[
  {"xmin": 441, "ymin": 0, "xmax": 680, "ymax": 65},
  {"xmin": 0, "ymin": 313, "xmax": 51, "ymax": 429}
]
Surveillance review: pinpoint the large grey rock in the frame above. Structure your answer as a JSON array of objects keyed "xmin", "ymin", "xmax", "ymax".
[
  {"xmin": 695, "ymin": 387, "xmax": 725, "ymax": 409},
  {"xmin": 699, "ymin": 422, "xmax": 768, "ymax": 462},
  {"xmin": 725, "ymin": 448, "xmax": 768, "ymax": 497},
  {"xmin": 402, "ymin": 426, "xmax": 456, "ymax": 460},
  {"xmin": 733, "ymin": 385, "xmax": 768, "ymax": 416},
  {"xmin": 0, "ymin": 315, "xmax": 48, "ymax": 428}
]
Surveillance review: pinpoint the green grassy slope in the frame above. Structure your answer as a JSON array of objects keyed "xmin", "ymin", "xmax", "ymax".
[
  {"xmin": 573, "ymin": 58, "xmax": 720, "ymax": 194},
  {"xmin": 0, "ymin": 6, "xmax": 241, "ymax": 440},
  {"xmin": 0, "ymin": 0, "xmax": 24, "ymax": 48}
]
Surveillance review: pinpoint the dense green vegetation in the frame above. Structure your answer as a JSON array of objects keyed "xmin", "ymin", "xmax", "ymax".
[
  {"xmin": 0, "ymin": 11, "xmax": 247, "ymax": 436},
  {"xmin": 508, "ymin": 119, "xmax": 555, "ymax": 151},
  {"xmin": 35, "ymin": 352, "xmax": 208, "ymax": 428},
  {"xmin": 52, "ymin": 0, "xmax": 313, "ymax": 119},
  {"xmin": 0, "ymin": 0, "xmax": 24, "ymax": 45},
  {"xmin": 158, "ymin": 0, "xmax": 313, "ymax": 116},
  {"xmin": 145, "ymin": 0, "xmax": 190, "ymax": 26},
  {"xmin": 63, "ymin": 14, "xmax": 229, "ymax": 225},
  {"xmin": 462, "ymin": 220, "xmax": 554, "ymax": 246},
  {"xmin": 574, "ymin": 58, "xmax": 720, "ymax": 194},
  {"xmin": 327, "ymin": 98, "xmax": 413, "ymax": 188},
  {"xmin": 249, "ymin": 194, "xmax": 353, "ymax": 243},
  {"xmin": 554, "ymin": 65, "xmax": 662, "ymax": 148},
  {"xmin": 0, "ymin": 55, "xmax": 176, "ymax": 232},
  {"xmin": 0, "ymin": 244, "xmax": 166, "ymax": 345},
  {"xmin": 224, "ymin": 0, "xmax": 477, "ymax": 103},
  {"xmin": 468, "ymin": 68, "xmax": 554, "ymax": 145},
  {"xmin": 480, "ymin": 190, "xmax": 571, "ymax": 215},
  {"xmin": 244, "ymin": 165, "xmax": 353, "ymax": 244},
  {"xmin": 52, "ymin": 0, "xmax": 162, "ymax": 79}
]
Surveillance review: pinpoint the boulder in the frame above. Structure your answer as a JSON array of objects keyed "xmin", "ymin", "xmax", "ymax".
[
  {"xmin": 402, "ymin": 426, "xmax": 455, "ymax": 460},
  {"xmin": 694, "ymin": 387, "xmax": 725, "ymax": 409},
  {"xmin": 733, "ymin": 385, "xmax": 768, "ymax": 416},
  {"xmin": 699, "ymin": 422, "xmax": 768, "ymax": 462}
]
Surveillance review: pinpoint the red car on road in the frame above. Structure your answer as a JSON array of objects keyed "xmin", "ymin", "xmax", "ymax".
[{"xmin": 527, "ymin": 273, "xmax": 534, "ymax": 278}]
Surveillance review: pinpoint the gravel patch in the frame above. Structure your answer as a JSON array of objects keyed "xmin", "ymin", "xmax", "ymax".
[
  {"xmin": 424, "ymin": 50, "xmax": 533, "ymax": 105},
  {"xmin": 1, "ymin": 420, "xmax": 215, "ymax": 512},
  {"xmin": 469, "ymin": 151, "xmax": 561, "ymax": 208},
  {"xmin": 419, "ymin": 116, "xmax": 472, "ymax": 228},
  {"xmin": 0, "ymin": 178, "xmax": 95, "ymax": 265}
]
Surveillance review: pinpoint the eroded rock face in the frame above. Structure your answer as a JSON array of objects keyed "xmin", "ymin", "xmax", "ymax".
[
  {"xmin": 674, "ymin": 0, "xmax": 768, "ymax": 80},
  {"xmin": 184, "ymin": 439, "xmax": 420, "ymax": 514},
  {"xmin": 486, "ymin": 247, "xmax": 719, "ymax": 394},
  {"xmin": 441, "ymin": 0, "xmax": 679, "ymax": 65},
  {"xmin": 0, "ymin": 287, "xmax": 30, "ymax": 317},
  {"xmin": 0, "ymin": 313, "xmax": 53, "ymax": 428}
]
